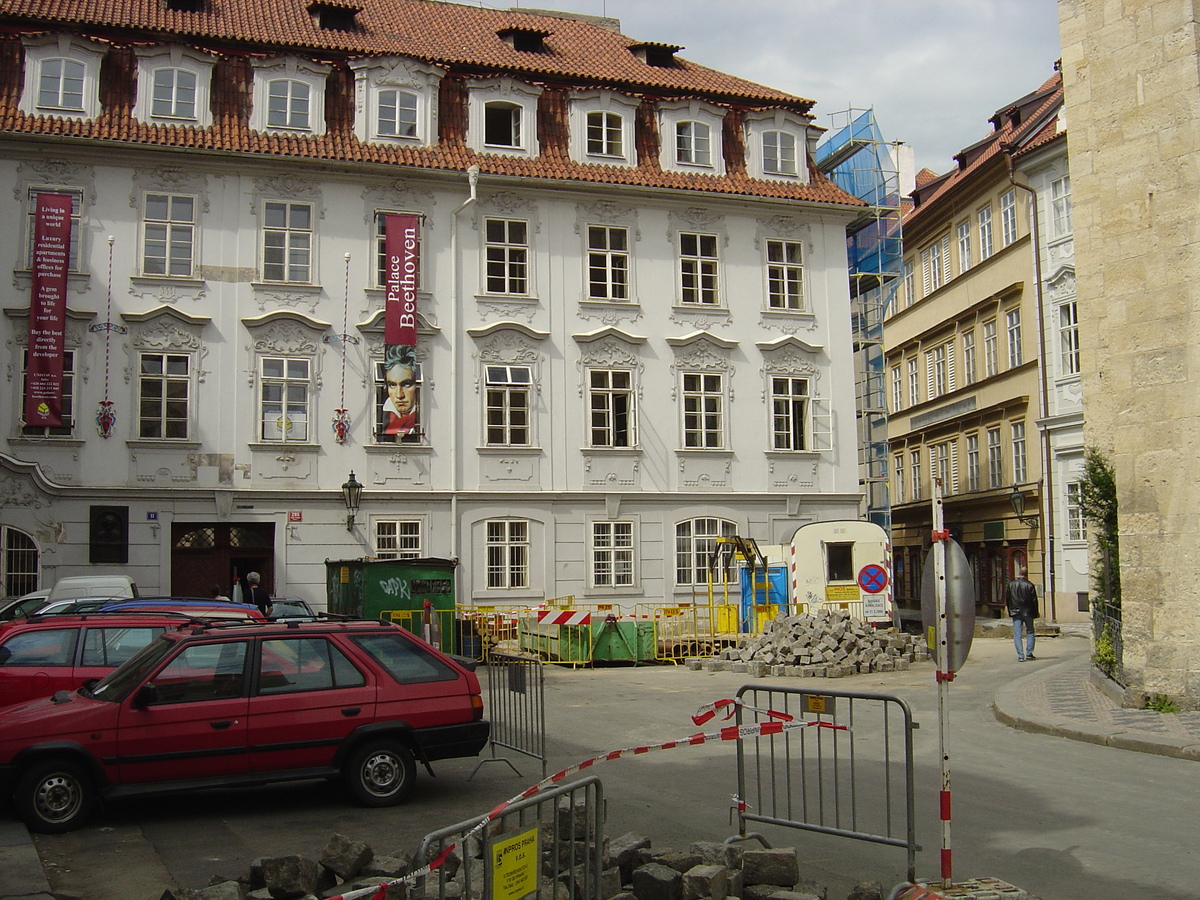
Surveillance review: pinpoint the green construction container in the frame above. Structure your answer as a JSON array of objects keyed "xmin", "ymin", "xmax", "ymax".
[
  {"xmin": 325, "ymin": 557, "xmax": 458, "ymax": 653},
  {"xmin": 590, "ymin": 619, "xmax": 655, "ymax": 662}
]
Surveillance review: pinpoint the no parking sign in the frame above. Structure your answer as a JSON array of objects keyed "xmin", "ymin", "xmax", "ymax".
[{"xmin": 858, "ymin": 563, "xmax": 889, "ymax": 619}]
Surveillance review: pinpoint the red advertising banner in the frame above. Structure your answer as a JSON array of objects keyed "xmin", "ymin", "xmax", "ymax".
[
  {"xmin": 384, "ymin": 214, "xmax": 420, "ymax": 347},
  {"xmin": 25, "ymin": 193, "xmax": 72, "ymax": 428}
]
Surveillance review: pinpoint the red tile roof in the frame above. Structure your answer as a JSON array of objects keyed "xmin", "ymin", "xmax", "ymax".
[{"xmin": 0, "ymin": 0, "xmax": 864, "ymax": 207}]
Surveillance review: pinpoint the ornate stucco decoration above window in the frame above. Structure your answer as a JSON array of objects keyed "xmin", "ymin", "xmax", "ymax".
[{"xmin": 122, "ymin": 306, "xmax": 211, "ymax": 384}]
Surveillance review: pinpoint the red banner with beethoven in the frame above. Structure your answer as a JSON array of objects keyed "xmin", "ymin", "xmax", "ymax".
[
  {"xmin": 381, "ymin": 214, "xmax": 421, "ymax": 440},
  {"xmin": 25, "ymin": 192, "xmax": 72, "ymax": 427}
]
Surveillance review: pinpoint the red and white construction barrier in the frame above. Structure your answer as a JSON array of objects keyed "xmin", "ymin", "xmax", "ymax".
[
  {"xmin": 536, "ymin": 609, "xmax": 592, "ymax": 626},
  {"xmin": 326, "ymin": 697, "xmax": 847, "ymax": 900}
]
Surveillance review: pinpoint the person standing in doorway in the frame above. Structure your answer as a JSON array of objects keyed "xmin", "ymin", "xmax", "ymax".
[
  {"xmin": 1007, "ymin": 565, "xmax": 1039, "ymax": 661},
  {"xmin": 243, "ymin": 571, "xmax": 273, "ymax": 617}
]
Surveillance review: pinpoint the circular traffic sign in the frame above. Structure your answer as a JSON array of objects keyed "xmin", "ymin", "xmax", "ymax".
[{"xmin": 857, "ymin": 563, "xmax": 889, "ymax": 594}]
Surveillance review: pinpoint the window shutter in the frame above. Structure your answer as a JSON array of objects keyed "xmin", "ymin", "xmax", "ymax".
[
  {"xmin": 940, "ymin": 234, "xmax": 951, "ymax": 285},
  {"xmin": 925, "ymin": 350, "xmax": 935, "ymax": 402},
  {"xmin": 950, "ymin": 442, "xmax": 959, "ymax": 494},
  {"xmin": 946, "ymin": 341, "xmax": 956, "ymax": 392},
  {"xmin": 811, "ymin": 396, "xmax": 833, "ymax": 452},
  {"xmin": 921, "ymin": 248, "xmax": 932, "ymax": 296}
]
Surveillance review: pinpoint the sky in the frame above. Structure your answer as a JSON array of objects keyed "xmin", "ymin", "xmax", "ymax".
[{"xmin": 483, "ymin": 0, "xmax": 1063, "ymax": 176}]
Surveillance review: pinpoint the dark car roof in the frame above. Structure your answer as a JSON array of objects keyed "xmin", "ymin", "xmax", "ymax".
[{"xmin": 1, "ymin": 611, "xmax": 208, "ymax": 632}]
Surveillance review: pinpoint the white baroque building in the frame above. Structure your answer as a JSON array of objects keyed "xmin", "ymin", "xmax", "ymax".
[{"xmin": 0, "ymin": 0, "xmax": 863, "ymax": 609}]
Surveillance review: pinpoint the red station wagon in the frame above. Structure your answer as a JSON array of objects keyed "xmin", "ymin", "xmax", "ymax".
[{"xmin": 0, "ymin": 618, "xmax": 489, "ymax": 832}]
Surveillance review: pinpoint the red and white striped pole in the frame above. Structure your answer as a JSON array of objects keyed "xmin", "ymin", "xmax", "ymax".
[{"xmin": 931, "ymin": 477, "xmax": 952, "ymax": 888}]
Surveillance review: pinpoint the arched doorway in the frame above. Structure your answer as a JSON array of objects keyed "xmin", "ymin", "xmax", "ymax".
[
  {"xmin": 1, "ymin": 525, "xmax": 40, "ymax": 599},
  {"xmin": 171, "ymin": 522, "xmax": 275, "ymax": 599}
]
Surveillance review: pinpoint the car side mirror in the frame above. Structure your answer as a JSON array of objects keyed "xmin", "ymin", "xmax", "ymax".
[{"xmin": 132, "ymin": 683, "xmax": 159, "ymax": 709}]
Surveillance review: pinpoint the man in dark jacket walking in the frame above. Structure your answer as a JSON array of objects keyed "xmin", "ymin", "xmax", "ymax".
[{"xmin": 1007, "ymin": 565, "xmax": 1039, "ymax": 661}]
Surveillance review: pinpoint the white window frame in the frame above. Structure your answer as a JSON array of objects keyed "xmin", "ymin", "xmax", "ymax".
[
  {"xmin": 765, "ymin": 239, "xmax": 804, "ymax": 310},
  {"xmin": 1011, "ymin": 421, "xmax": 1027, "ymax": 484},
  {"xmin": 486, "ymin": 519, "xmax": 529, "ymax": 589},
  {"xmin": 587, "ymin": 111, "xmax": 623, "ymax": 157},
  {"xmin": 987, "ymin": 427, "xmax": 1003, "ymax": 489},
  {"xmin": 966, "ymin": 434, "xmax": 981, "ymax": 492},
  {"xmin": 485, "ymin": 364, "xmax": 533, "ymax": 447},
  {"xmin": 591, "ymin": 521, "xmax": 635, "ymax": 588},
  {"xmin": 586, "ymin": 225, "xmax": 630, "ymax": 301},
  {"xmin": 374, "ymin": 211, "xmax": 426, "ymax": 290},
  {"xmin": 566, "ymin": 91, "xmax": 638, "ymax": 166},
  {"xmin": 1006, "ymin": 308, "xmax": 1023, "ymax": 368},
  {"xmin": 679, "ymin": 232, "xmax": 720, "ymax": 306},
  {"xmin": 1051, "ymin": 175, "xmax": 1072, "ymax": 238},
  {"xmin": 1059, "ymin": 301, "xmax": 1080, "ymax": 376},
  {"xmin": 133, "ymin": 46, "xmax": 215, "ymax": 127},
  {"xmin": 259, "ymin": 356, "xmax": 311, "ymax": 443},
  {"xmin": 675, "ymin": 517, "xmax": 737, "ymax": 586},
  {"xmin": 21, "ymin": 35, "xmax": 104, "ymax": 121},
  {"xmin": 983, "ymin": 320, "xmax": 998, "ymax": 378},
  {"xmin": 676, "ymin": 120, "xmax": 711, "ymax": 167},
  {"xmin": 910, "ymin": 450, "xmax": 922, "ymax": 501},
  {"xmin": 921, "ymin": 234, "xmax": 952, "ymax": 294},
  {"xmin": 658, "ymin": 99, "xmax": 725, "ymax": 175},
  {"xmin": 893, "ymin": 455, "xmax": 905, "ymax": 504},
  {"xmin": 742, "ymin": 109, "xmax": 809, "ymax": 182},
  {"xmin": 890, "ymin": 365, "xmax": 902, "ymax": 412},
  {"xmin": 587, "ymin": 367, "xmax": 636, "ymax": 448},
  {"xmin": 682, "ymin": 372, "xmax": 724, "ymax": 449},
  {"xmin": 20, "ymin": 348, "xmax": 75, "ymax": 437},
  {"xmin": 250, "ymin": 57, "xmax": 329, "ymax": 136},
  {"xmin": 770, "ymin": 376, "xmax": 810, "ymax": 451},
  {"xmin": 957, "ymin": 220, "xmax": 971, "ymax": 273},
  {"xmin": 137, "ymin": 351, "xmax": 192, "ymax": 440},
  {"xmin": 1066, "ymin": 481, "xmax": 1086, "ymax": 542},
  {"xmin": 978, "ymin": 205, "xmax": 994, "ymax": 261},
  {"xmin": 961, "ymin": 329, "xmax": 976, "ymax": 386},
  {"xmin": 141, "ymin": 193, "xmax": 196, "ymax": 278},
  {"xmin": 375, "ymin": 520, "xmax": 423, "ymax": 559},
  {"xmin": 349, "ymin": 57, "xmax": 442, "ymax": 146},
  {"xmin": 907, "ymin": 357, "xmax": 919, "ymax": 405},
  {"xmin": 1000, "ymin": 188, "xmax": 1018, "ymax": 247},
  {"xmin": 903, "ymin": 259, "xmax": 916, "ymax": 306},
  {"xmin": 261, "ymin": 200, "xmax": 314, "ymax": 284},
  {"xmin": 483, "ymin": 217, "xmax": 530, "ymax": 296},
  {"xmin": 467, "ymin": 78, "xmax": 541, "ymax": 157}
]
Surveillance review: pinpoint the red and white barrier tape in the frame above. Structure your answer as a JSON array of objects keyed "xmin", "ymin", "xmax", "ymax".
[{"xmin": 327, "ymin": 698, "xmax": 846, "ymax": 900}]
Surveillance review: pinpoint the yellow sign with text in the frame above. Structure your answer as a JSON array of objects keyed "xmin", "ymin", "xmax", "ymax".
[
  {"xmin": 825, "ymin": 584, "xmax": 859, "ymax": 602},
  {"xmin": 491, "ymin": 827, "xmax": 539, "ymax": 900}
]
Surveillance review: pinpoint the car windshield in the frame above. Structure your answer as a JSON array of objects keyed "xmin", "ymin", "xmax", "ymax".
[{"xmin": 86, "ymin": 634, "xmax": 177, "ymax": 702}]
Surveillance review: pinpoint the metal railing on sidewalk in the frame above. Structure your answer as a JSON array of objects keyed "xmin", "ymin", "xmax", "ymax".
[
  {"xmin": 732, "ymin": 684, "xmax": 919, "ymax": 884},
  {"xmin": 473, "ymin": 652, "xmax": 547, "ymax": 779}
]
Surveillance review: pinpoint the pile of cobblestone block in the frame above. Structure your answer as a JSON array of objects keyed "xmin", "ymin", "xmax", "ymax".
[{"xmin": 689, "ymin": 608, "xmax": 930, "ymax": 678}]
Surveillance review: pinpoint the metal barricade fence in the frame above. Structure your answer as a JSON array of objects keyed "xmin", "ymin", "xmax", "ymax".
[
  {"xmin": 474, "ymin": 652, "xmax": 547, "ymax": 779},
  {"xmin": 634, "ymin": 601, "xmax": 741, "ymax": 662},
  {"xmin": 415, "ymin": 776, "xmax": 605, "ymax": 900},
  {"xmin": 733, "ymin": 684, "xmax": 919, "ymax": 884}
]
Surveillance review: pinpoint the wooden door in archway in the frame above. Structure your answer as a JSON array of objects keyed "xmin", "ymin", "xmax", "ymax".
[{"xmin": 171, "ymin": 522, "xmax": 275, "ymax": 599}]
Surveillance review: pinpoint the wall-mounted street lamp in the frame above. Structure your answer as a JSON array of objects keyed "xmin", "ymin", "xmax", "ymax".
[
  {"xmin": 1009, "ymin": 484, "xmax": 1039, "ymax": 528},
  {"xmin": 342, "ymin": 471, "xmax": 363, "ymax": 531}
]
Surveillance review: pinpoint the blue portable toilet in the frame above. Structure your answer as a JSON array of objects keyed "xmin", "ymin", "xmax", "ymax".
[{"xmin": 738, "ymin": 564, "xmax": 788, "ymax": 632}]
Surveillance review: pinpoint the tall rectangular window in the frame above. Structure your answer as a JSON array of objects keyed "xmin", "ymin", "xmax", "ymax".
[
  {"xmin": 907, "ymin": 358, "xmax": 919, "ymax": 405},
  {"xmin": 931, "ymin": 345, "xmax": 948, "ymax": 397},
  {"xmin": 486, "ymin": 520, "xmax": 528, "ymax": 589},
  {"xmin": 682, "ymin": 372, "xmax": 723, "ymax": 449},
  {"xmin": 38, "ymin": 58, "xmax": 85, "ymax": 110},
  {"xmin": 1006, "ymin": 308, "xmax": 1023, "ymax": 368},
  {"xmin": 376, "ymin": 520, "xmax": 422, "ymax": 559},
  {"xmin": 679, "ymin": 233, "xmax": 719, "ymax": 305},
  {"xmin": 1059, "ymin": 301, "xmax": 1080, "ymax": 375},
  {"xmin": 987, "ymin": 427, "xmax": 1003, "ymax": 489},
  {"xmin": 151, "ymin": 67, "xmax": 197, "ymax": 119},
  {"xmin": 378, "ymin": 89, "xmax": 418, "ymax": 137},
  {"xmin": 921, "ymin": 240, "xmax": 944, "ymax": 293},
  {"xmin": 891, "ymin": 365, "xmax": 902, "ymax": 412},
  {"xmin": 957, "ymin": 220, "xmax": 971, "ymax": 273},
  {"xmin": 485, "ymin": 365, "xmax": 532, "ymax": 446},
  {"xmin": 966, "ymin": 434, "xmax": 980, "ymax": 492},
  {"xmin": 1066, "ymin": 482, "xmax": 1086, "ymax": 541},
  {"xmin": 260, "ymin": 357, "xmax": 310, "ymax": 442},
  {"xmin": 138, "ymin": 352, "xmax": 189, "ymax": 439},
  {"xmin": 1011, "ymin": 421, "xmax": 1027, "ymax": 483},
  {"xmin": 893, "ymin": 455, "xmax": 905, "ymax": 504},
  {"xmin": 962, "ymin": 330, "xmax": 976, "ymax": 386},
  {"xmin": 910, "ymin": 450, "xmax": 921, "ymax": 501},
  {"xmin": 267, "ymin": 79, "xmax": 310, "ymax": 130},
  {"xmin": 262, "ymin": 201, "xmax": 312, "ymax": 282},
  {"xmin": 1051, "ymin": 175, "xmax": 1072, "ymax": 237},
  {"xmin": 766, "ymin": 239, "xmax": 804, "ymax": 310},
  {"xmin": 589, "ymin": 369, "xmax": 634, "ymax": 448},
  {"xmin": 592, "ymin": 521, "xmax": 634, "ymax": 587},
  {"xmin": 978, "ymin": 205, "xmax": 994, "ymax": 260},
  {"xmin": 763, "ymin": 131, "xmax": 797, "ymax": 175},
  {"xmin": 1000, "ymin": 188, "xmax": 1018, "ymax": 247},
  {"xmin": 935, "ymin": 441, "xmax": 952, "ymax": 493},
  {"xmin": 587, "ymin": 225, "xmax": 629, "ymax": 300},
  {"xmin": 484, "ymin": 102, "xmax": 521, "ymax": 147},
  {"xmin": 676, "ymin": 121, "xmax": 711, "ymax": 166},
  {"xmin": 586, "ymin": 111, "xmax": 623, "ymax": 157},
  {"xmin": 143, "ymin": 193, "xmax": 195, "ymax": 277},
  {"xmin": 28, "ymin": 188, "xmax": 83, "ymax": 271},
  {"xmin": 374, "ymin": 212, "xmax": 424, "ymax": 289},
  {"xmin": 983, "ymin": 320, "xmax": 998, "ymax": 377},
  {"xmin": 21, "ymin": 349, "xmax": 74, "ymax": 437},
  {"xmin": 771, "ymin": 376, "xmax": 809, "ymax": 451},
  {"xmin": 904, "ymin": 260, "xmax": 915, "ymax": 307},
  {"xmin": 485, "ymin": 218, "xmax": 529, "ymax": 294}
]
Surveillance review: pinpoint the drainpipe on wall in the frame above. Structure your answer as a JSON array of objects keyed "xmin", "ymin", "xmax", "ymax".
[
  {"xmin": 1004, "ymin": 149, "xmax": 1057, "ymax": 622},
  {"xmin": 449, "ymin": 165, "xmax": 479, "ymax": 564}
]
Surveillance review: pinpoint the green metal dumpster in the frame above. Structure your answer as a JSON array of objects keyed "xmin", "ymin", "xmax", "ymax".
[{"xmin": 326, "ymin": 557, "xmax": 458, "ymax": 653}]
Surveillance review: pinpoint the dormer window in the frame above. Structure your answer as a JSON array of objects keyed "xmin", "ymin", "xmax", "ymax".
[
  {"xmin": 467, "ymin": 78, "xmax": 541, "ymax": 157},
  {"xmin": 349, "ymin": 57, "xmax": 442, "ymax": 146},
  {"xmin": 499, "ymin": 28, "xmax": 550, "ymax": 54},
  {"xmin": 379, "ymin": 89, "xmax": 418, "ymax": 137},
  {"xmin": 152, "ymin": 68, "xmax": 196, "ymax": 118},
  {"xmin": 21, "ymin": 35, "xmax": 105, "ymax": 121},
  {"xmin": 269, "ymin": 79, "xmax": 310, "ymax": 130},
  {"xmin": 134, "ymin": 46, "xmax": 214, "ymax": 127},
  {"xmin": 567, "ymin": 90, "xmax": 638, "ymax": 166},
  {"xmin": 588, "ymin": 112, "xmax": 621, "ymax": 156},
  {"xmin": 630, "ymin": 42, "xmax": 681, "ymax": 68},
  {"xmin": 657, "ymin": 99, "xmax": 725, "ymax": 175},
  {"xmin": 309, "ymin": 1, "xmax": 360, "ymax": 31},
  {"xmin": 763, "ymin": 131, "xmax": 797, "ymax": 175},
  {"xmin": 742, "ymin": 109, "xmax": 811, "ymax": 183},
  {"xmin": 676, "ymin": 121, "xmax": 710, "ymax": 167},
  {"xmin": 250, "ymin": 57, "xmax": 330, "ymax": 136}
]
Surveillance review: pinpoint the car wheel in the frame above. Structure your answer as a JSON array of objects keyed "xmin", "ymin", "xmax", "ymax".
[
  {"xmin": 345, "ymin": 740, "xmax": 416, "ymax": 807},
  {"xmin": 15, "ymin": 759, "xmax": 95, "ymax": 833}
]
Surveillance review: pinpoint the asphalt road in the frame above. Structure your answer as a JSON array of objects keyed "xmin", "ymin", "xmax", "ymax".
[{"xmin": 27, "ymin": 635, "xmax": 1200, "ymax": 900}]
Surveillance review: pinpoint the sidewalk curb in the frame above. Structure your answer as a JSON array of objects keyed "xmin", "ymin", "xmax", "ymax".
[{"xmin": 0, "ymin": 819, "xmax": 54, "ymax": 900}]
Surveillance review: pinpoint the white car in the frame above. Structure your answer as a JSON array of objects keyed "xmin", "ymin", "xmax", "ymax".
[
  {"xmin": 0, "ymin": 590, "xmax": 50, "ymax": 622},
  {"xmin": 45, "ymin": 575, "xmax": 138, "ymax": 603}
]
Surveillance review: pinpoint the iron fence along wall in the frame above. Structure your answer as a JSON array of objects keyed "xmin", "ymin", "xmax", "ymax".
[
  {"xmin": 1091, "ymin": 600, "xmax": 1124, "ymax": 685},
  {"xmin": 475, "ymin": 652, "xmax": 548, "ymax": 779},
  {"xmin": 415, "ymin": 776, "xmax": 605, "ymax": 900},
  {"xmin": 733, "ymin": 685, "xmax": 918, "ymax": 883}
]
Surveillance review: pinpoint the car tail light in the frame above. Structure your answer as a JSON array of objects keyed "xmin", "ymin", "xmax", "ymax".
[{"xmin": 471, "ymin": 694, "xmax": 484, "ymax": 721}]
